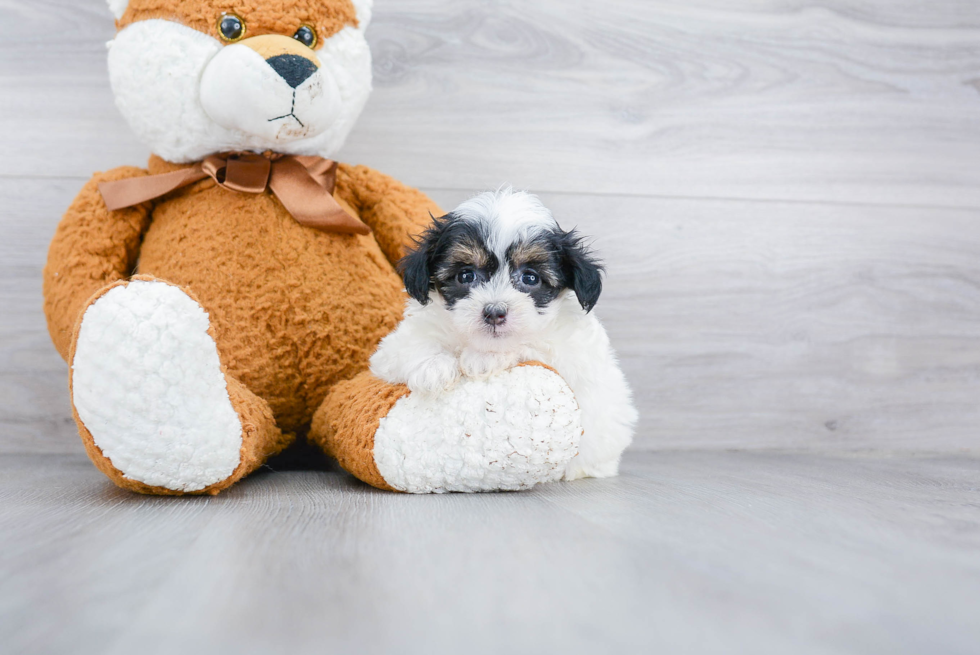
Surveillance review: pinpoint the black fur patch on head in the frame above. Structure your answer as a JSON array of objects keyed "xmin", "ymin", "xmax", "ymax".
[
  {"xmin": 506, "ymin": 228, "xmax": 604, "ymax": 312},
  {"xmin": 557, "ymin": 229, "xmax": 604, "ymax": 312},
  {"xmin": 399, "ymin": 213, "xmax": 498, "ymax": 308},
  {"xmin": 506, "ymin": 233, "xmax": 565, "ymax": 310}
]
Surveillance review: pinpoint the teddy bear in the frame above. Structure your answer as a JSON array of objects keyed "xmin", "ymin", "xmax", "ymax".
[{"xmin": 42, "ymin": 0, "xmax": 584, "ymax": 495}]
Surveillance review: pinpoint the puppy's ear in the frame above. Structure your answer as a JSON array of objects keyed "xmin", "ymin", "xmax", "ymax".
[
  {"xmin": 559, "ymin": 230, "xmax": 604, "ymax": 313},
  {"xmin": 398, "ymin": 214, "xmax": 447, "ymax": 305}
]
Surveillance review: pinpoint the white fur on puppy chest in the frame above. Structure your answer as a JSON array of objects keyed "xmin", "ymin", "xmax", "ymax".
[
  {"xmin": 72, "ymin": 281, "xmax": 243, "ymax": 492},
  {"xmin": 373, "ymin": 366, "xmax": 582, "ymax": 493}
]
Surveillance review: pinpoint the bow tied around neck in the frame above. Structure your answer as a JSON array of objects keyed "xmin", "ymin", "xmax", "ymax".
[{"xmin": 98, "ymin": 153, "xmax": 371, "ymax": 235}]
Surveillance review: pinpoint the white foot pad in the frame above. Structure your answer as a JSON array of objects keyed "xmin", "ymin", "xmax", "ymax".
[
  {"xmin": 374, "ymin": 366, "xmax": 582, "ymax": 493},
  {"xmin": 72, "ymin": 281, "xmax": 242, "ymax": 492}
]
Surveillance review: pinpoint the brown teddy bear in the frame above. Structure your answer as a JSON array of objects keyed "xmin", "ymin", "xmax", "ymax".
[{"xmin": 43, "ymin": 0, "xmax": 582, "ymax": 495}]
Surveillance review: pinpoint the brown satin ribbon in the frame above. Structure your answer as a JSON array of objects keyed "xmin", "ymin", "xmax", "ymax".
[{"xmin": 98, "ymin": 153, "xmax": 370, "ymax": 235}]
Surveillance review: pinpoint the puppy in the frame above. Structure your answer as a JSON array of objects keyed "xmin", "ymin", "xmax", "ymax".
[{"xmin": 370, "ymin": 188, "xmax": 638, "ymax": 480}]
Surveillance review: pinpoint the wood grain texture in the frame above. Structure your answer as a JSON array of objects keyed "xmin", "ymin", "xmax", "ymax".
[
  {"xmin": 409, "ymin": 189, "xmax": 980, "ymax": 453},
  {"xmin": 1, "ymin": 0, "xmax": 979, "ymax": 205},
  {"xmin": 352, "ymin": 0, "xmax": 980, "ymax": 207},
  {"xmin": 1, "ymin": 451, "xmax": 978, "ymax": 655},
  {"xmin": 7, "ymin": 182, "xmax": 980, "ymax": 454},
  {"xmin": 2, "ymin": 3, "xmax": 979, "ymax": 651},
  {"xmin": 0, "ymin": 178, "xmax": 88, "ymax": 455},
  {"xmin": 1, "ymin": 0, "xmax": 979, "ymax": 454}
]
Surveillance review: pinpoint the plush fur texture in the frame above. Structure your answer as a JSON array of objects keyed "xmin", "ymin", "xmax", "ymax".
[
  {"xmin": 46, "ymin": 157, "xmax": 439, "ymax": 494},
  {"xmin": 44, "ymin": 0, "xmax": 592, "ymax": 495},
  {"xmin": 310, "ymin": 362, "xmax": 581, "ymax": 494},
  {"xmin": 108, "ymin": 1, "xmax": 373, "ymax": 162},
  {"xmin": 72, "ymin": 280, "xmax": 245, "ymax": 492},
  {"xmin": 108, "ymin": 0, "xmax": 130, "ymax": 19},
  {"xmin": 371, "ymin": 190, "xmax": 638, "ymax": 479},
  {"xmin": 45, "ymin": 0, "xmax": 440, "ymax": 492},
  {"xmin": 68, "ymin": 278, "xmax": 291, "ymax": 496},
  {"xmin": 45, "ymin": 157, "xmax": 439, "ymax": 436},
  {"xmin": 115, "ymin": 0, "xmax": 361, "ymax": 37},
  {"xmin": 310, "ymin": 373, "xmax": 407, "ymax": 493},
  {"xmin": 372, "ymin": 364, "xmax": 581, "ymax": 493}
]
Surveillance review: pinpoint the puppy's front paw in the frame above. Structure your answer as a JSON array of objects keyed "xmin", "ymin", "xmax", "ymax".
[
  {"xmin": 407, "ymin": 354, "xmax": 460, "ymax": 394},
  {"xmin": 369, "ymin": 346, "xmax": 399, "ymax": 382},
  {"xmin": 459, "ymin": 350, "xmax": 519, "ymax": 379}
]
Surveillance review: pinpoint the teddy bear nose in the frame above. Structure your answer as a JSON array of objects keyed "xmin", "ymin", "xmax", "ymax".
[{"xmin": 266, "ymin": 54, "xmax": 318, "ymax": 89}]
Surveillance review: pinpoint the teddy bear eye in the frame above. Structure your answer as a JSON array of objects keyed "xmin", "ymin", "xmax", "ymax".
[
  {"xmin": 218, "ymin": 13, "xmax": 246, "ymax": 42},
  {"xmin": 293, "ymin": 25, "xmax": 318, "ymax": 49}
]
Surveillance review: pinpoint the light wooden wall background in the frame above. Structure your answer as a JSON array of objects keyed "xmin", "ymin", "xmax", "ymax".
[{"xmin": 2, "ymin": 0, "xmax": 979, "ymax": 455}]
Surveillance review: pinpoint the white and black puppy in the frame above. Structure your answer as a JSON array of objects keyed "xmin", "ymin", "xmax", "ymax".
[{"xmin": 370, "ymin": 189, "xmax": 638, "ymax": 480}]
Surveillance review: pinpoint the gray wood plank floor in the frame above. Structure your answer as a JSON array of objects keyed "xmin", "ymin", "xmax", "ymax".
[
  {"xmin": 2, "ymin": 451, "xmax": 979, "ymax": 655},
  {"xmin": 2, "ymin": 0, "xmax": 979, "ymax": 453},
  {"xmin": 8, "ymin": 182, "xmax": 980, "ymax": 454},
  {"xmin": 2, "ymin": 0, "xmax": 979, "ymax": 652}
]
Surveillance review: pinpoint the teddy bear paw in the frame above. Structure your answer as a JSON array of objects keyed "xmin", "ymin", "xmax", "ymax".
[
  {"xmin": 372, "ymin": 364, "xmax": 582, "ymax": 493},
  {"xmin": 71, "ymin": 280, "xmax": 243, "ymax": 492}
]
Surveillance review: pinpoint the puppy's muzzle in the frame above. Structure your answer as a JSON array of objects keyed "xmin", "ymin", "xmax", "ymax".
[
  {"xmin": 483, "ymin": 304, "xmax": 508, "ymax": 326},
  {"xmin": 241, "ymin": 35, "xmax": 321, "ymax": 89}
]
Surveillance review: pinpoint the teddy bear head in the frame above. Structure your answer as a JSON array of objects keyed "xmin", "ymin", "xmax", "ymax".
[{"xmin": 106, "ymin": 0, "xmax": 374, "ymax": 163}]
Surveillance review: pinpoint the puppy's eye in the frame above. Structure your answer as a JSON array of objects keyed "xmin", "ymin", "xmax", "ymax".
[
  {"xmin": 218, "ymin": 13, "xmax": 246, "ymax": 42},
  {"xmin": 293, "ymin": 25, "xmax": 318, "ymax": 49},
  {"xmin": 457, "ymin": 270, "xmax": 476, "ymax": 285},
  {"xmin": 521, "ymin": 271, "xmax": 541, "ymax": 286}
]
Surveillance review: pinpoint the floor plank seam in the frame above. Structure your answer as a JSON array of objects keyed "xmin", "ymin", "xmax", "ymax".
[
  {"xmin": 416, "ymin": 186, "xmax": 980, "ymax": 212},
  {"xmin": 6, "ymin": 175, "xmax": 979, "ymax": 214}
]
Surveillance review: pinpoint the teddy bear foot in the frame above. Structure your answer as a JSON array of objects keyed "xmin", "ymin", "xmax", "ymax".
[
  {"xmin": 70, "ymin": 278, "xmax": 288, "ymax": 495},
  {"xmin": 312, "ymin": 364, "xmax": 583, "ymax": 494}
]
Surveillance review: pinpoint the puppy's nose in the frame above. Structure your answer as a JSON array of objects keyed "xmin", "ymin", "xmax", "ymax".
[
  {"xmin": 266, "ymin": 54, "xmax": 318, "ymax": 89},
  {"xmin": 483, "ymin": 304, "xmax": 508, "ymax": 326}
]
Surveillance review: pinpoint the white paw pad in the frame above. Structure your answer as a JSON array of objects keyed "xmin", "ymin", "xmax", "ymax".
[
  {"xmin": 72, "ymin": 281, "xmax": 242, "ymax": 492},
  {"xmin": 374, "ymin": 366, "xmax": 582, "ymax": 493}
]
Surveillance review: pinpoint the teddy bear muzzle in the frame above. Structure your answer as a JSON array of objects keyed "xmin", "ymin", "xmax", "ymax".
[{"xmin": 200, "ymin": 34, "xmax": 342, "ymax": 143}]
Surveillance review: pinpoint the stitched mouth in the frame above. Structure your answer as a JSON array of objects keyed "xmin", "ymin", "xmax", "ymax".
[{"xmin": 269, "ymin": 89, "xmax": 305, "ymax": 127}]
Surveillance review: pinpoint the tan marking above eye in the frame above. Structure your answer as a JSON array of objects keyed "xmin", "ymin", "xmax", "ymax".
[
  {"xmin": 508, "ymin": 242, "xmax": 553, "ymax": 267},
  {"xmin": 508, "ymin": 242, "xmax": 562, "ymax": 286},
  {"xmin": 446, "ymin": 242, "xmax": 491, "ymax": 269}
]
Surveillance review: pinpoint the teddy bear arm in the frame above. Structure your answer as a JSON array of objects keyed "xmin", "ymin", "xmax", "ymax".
[
  {"xmin": 310, "ymin": 373, "xmax": 407, "ymax": 492},
  {"xmin": 334, "ymin": 164, "xmax": 442, "ymax": 268},
  {"xmin": 310, "ymin": 364, "xmax": 583, "ymax": 494},
  {"xmin": 42, "ymin": 167, "xmax": 155, "ymax": 361}
]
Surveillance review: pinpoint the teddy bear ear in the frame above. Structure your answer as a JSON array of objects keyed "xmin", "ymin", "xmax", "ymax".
[
  {"xmin": 106, "ymin": 0, "xmax": 129, "ymax": 20},
  {"xmin": 351, "ymin": 0, "xmax": 373, "ymax": 29}
]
